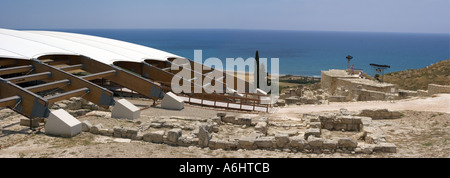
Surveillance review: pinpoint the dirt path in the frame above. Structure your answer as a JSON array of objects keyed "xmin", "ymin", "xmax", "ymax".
[{"xmin": 278, "ymin": 94, "xmax": 450, "ymax": 114}]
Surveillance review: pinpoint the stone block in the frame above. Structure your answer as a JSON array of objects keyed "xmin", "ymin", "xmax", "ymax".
[
  {"xmin": 167, "ymin": 128, "xmax": 182, "ymax": 143},
  {"xmin": 308, "ymin": 116, "xmax": 320, "ymax": 122},
  {"xmin": 126, "ymin": 128, "xmax": 138, "ymax": 138},
  {"xmin": 255, "ymin": 137, "xmax": 274, "ymax": 149},
  {"xmin": 113, "ymin": 126, "xmax": 123, "ymax": 138},
  {"xmin": 360, "ymin": 144, "xmax": 374, "ymax": 154},
  {"xmin": 255, "ymin": 122, "xmax": 268, "ymax": 135},
  {"xmin": 111, "ymin": 99, "xmax": 140, "ymax": 120},
  {"xmin": 215, "ymin": 140, "xmax": 237, "ymax": 150},
  {"xmin": 198, "ymin": 125, "xmax": 211, "ymax": 148},
  {"xmin": 374, "ymin": 143, "xmax": 397, "ymax": 153},
  {"xmin": 319, "ymin": 113, "xmax": 336, "ymax": 123},
  {"xmin": 211, "ymin": 117, "xmax": 222, "ymax": 125},
  {"xmin": 338, "ymin": 138, "xmax": 358, "ymax": 149},
  {"xmin": 81, "ymin": 121, "xmax": 92, "ymax": 132},
  {"xmin": 120, "ymin": 127, "xmax": 129, "ymax": 138},
  {"xmin": 309, "ymin": 122, "xmax": 321, "ymax": 129},
  {"xmin": 323, "ymin": 122, "xmax": 334, "ymax": 130},
  {"xmin": 222, "ymin": 115, "xmax": 236, "ymax": 123},
  {"xmin": 161, "ymin": 92, "xmax": 184, "ymax": 110},
  {"xmin": 208, "ymin": 138, "xmax": 218, "ymax": 149},
  {"xmin": 133, "ymin": 132, "xmax": 144, "ymax": 140},
  {"xmin": 238, "ymin": 137, "xmax": 257, "ymax": 150},
  {"xmin": 150, "ymin": 122, "xmax": 162, "ymax": 128},
  {"xmin": 334, "ymin": 123, "xmax": 347, "ymax": 130},
  {"xmin": 99, "ymin": 129, "xmax": 109, "ymax": 136},
  {"xmin": 178, "ymin": 136, "xmax": 196, "ymax": 147},
  {"xmin": 323, "ymin": 140, "xmax": 338, "ymax": 150},
  {"xmin": 217, "ymin": 112, "xmax": 226, "ymax": 118},
  {"xmin": 340, "ymin": 108, "xmax": 350, "ymax": 115},
  {"xmin": 45, "ymin": 109, "xmax": 82, "ymax": 137},
  {"xmin": 308, "ymin": 136, "xmax": 324, "ymax": 148},
  {"xmin": 304, "ymin": 128, "xmax": 321, "ymax": 139},
  {"xmin": 90, "ymin": 124, "xmax": 104, "ymax": 134},
  {"xmin": 237, "ymin": 117, "xmax": 252, "ymax": 126},
  {"xmin": 275, "ymin": 134, "xmax": 290, "ymax": 148},
  {"xmin": 143, "ymin": 130, "xmax": 165, "ymax": 143},
  {"xmin": 289, "ymin": 136, "xmax": 307, "ymax": 150}
]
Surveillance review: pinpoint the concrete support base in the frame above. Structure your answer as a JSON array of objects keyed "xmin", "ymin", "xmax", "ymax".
[
  {"xmin": 45, "ymin": 109, "xmax": 82, "ymax": 137},
  {"xmin": 161, "ymin": 92, "xmax": 184, "ymax": 110},
  {"xmin": 111, "ymin": 99, "xmax": 140, "ymax": 120}
]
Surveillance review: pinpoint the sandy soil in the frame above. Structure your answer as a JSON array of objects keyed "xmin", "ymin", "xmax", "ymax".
[{"xmin": 0, "ymin": 95, "xmax": 448, "ymax": 158}]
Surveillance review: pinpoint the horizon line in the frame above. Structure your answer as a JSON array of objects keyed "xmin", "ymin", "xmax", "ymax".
[{"xmin": 9, "ymin": 27, "xmax": 449, "ymax": 35}]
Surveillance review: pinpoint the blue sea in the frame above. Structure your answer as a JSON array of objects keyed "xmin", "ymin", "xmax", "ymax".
[{"xmin": 44, "ymin": 29, "xmax": 449, "ymax": 77}]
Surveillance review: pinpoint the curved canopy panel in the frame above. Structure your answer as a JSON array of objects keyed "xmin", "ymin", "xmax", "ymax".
[
  {"xmin": 0, "ymin": 28, "xmax": 182, "ymax": 64},
  {"xmin": 0, "ymin": 31, "xmax": 76, "ymax": 59},
  {"xmin": 28, "ymin": 30, "xmax": 182, "ymax": 61}
]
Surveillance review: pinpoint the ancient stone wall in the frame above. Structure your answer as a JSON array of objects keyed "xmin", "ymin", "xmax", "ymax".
[
  {"xmin": 79, "ymin": 111, "xmax": 396, "ymax": 154},
  {"xmin": 428, "ymin": 84, "xmax": 450, "ymax": 95}
]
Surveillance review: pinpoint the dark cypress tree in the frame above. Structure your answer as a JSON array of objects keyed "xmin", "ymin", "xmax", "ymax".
[{"xmin": 255, "ymin": 50, "xmax": 260, "ymax": 88}]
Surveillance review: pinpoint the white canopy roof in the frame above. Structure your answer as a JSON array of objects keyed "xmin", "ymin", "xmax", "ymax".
[{"xmin": 0, "ymin": 28, "xmax": 182, "ymax": 64}]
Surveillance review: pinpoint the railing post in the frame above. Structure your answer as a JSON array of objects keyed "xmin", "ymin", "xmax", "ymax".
[{"xmin": 253, "ymin": 100, "xmax": 256, "ymax": 111}]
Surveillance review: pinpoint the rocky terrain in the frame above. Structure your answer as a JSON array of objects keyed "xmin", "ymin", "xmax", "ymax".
[{"xmin": 0, "ymin": 95, "xmax": 448, "ymax": 158}]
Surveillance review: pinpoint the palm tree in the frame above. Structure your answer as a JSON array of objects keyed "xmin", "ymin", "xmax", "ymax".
[{"xmin": 346, "ymin": 55, "xmax": 353, "ymax": 69}]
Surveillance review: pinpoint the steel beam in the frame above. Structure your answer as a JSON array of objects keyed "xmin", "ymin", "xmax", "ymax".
[
  {"xmin": 46, "ymin": 59, "xmax": 69, "ymax": 65},
  {"xmin": 45, "ymin": 87, "xmax": 89, "ymax": 103},
  {"xmin": 24, "ymin": 79, "xmax": 70, "ymax": 93},
  {"xmin": 81, "ymin": 70, "xmax": 116, "ymax": 81},
  {"xmin": 0, "ymin": 95, "xmax": 21, "ymax": 108},
  {"xmin": 0, "ymin": 78, "xmax": 49, "ymax": 119},
  {"xmin": 0, "ymin": 65, "xmax": 32, "ymax": 76},
  {"xmin": 6, "ymin": 72, "xmax": 51, "ymax": 84},
  {"xmin": 58, "ymin": 64, "xmax": 83, "ymax": 71},
  {"xmin": 30, "ymin": 59, "xmax": 115, "ymax": 108},
  {"xmin": 80, "ymin": 58, "xmax": 165, "ymax": 100}
]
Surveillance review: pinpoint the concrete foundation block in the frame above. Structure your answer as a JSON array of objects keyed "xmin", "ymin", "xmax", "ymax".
[
  {"xmin": 111, "ymin": 99, "xmax": 140, "ymax": 120},
  {"xmin": 161, "ymin": 92, "xmax": 184, "ymax": 110},
  {"xmin": 44, "ymin": 109, "xmax": 82, "ymax": 137}
]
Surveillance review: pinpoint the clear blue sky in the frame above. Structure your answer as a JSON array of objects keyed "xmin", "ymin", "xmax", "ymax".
[{"xmin": 0, "ymin": 0, "xmax": 448, "ymax": 33}]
